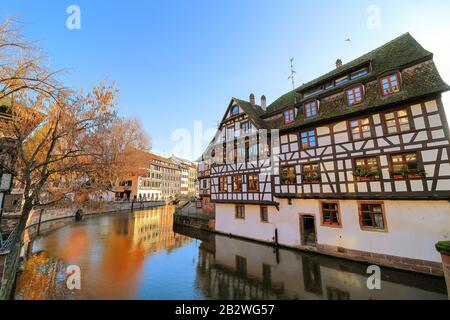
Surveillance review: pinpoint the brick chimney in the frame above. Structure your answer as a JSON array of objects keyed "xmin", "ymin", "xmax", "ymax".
[
  {"xmin": 260, "ymin": 95, "xmax": 267, "ymax": 111},
  {"xmin": 249, "ymin": 93, "xmax": 255, "ymax": 106},
  {"xmin": 336, "ymin": 59, "xmax": 343, "ymax": 68}
]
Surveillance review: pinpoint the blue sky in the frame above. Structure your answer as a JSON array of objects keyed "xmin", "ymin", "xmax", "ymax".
[{"xmin": 2, "ymin": 0, "xmax": 450, "ymax": 160}]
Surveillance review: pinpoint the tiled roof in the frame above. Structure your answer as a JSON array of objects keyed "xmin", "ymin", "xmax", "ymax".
[
  {"xmin": 265, "ymin": 59, "xmax": 450, "ymax": 131},
  {"xmin": 298, "ymin": 33, "xmax": 432, "ymax": 92},
  {"xmin": 266, "ymin": 33, "xmax": 437, "ymax": 115},
  {"xmin": 232, "ymin": 98, "xmax": 268, "ymax": 129}
]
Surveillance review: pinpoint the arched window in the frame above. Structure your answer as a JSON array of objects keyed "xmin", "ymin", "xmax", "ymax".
[{"xmin": 230, "ymin": 105, "xmax": 239, "ymax": 116}]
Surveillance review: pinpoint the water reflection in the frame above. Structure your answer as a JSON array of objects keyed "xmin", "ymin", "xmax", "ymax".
[
  {"xmin": 15, "ymin": 206, "xmax": 192, "ymax": 300},
  {"xmin": 14, "ymin": 206, "xmax": 447, "ymax": 300},
  {"xmin": 183, "ymin": 228, "xmax": 447, "ymax": 300}
]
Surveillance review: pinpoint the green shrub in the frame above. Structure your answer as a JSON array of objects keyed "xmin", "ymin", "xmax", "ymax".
[{"xmin": 435, "ymin": 241, "xmax": 450, "ymax": 253}]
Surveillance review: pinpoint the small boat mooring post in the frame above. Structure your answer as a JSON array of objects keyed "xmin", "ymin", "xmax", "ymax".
[{"xmin": 75, "ymin": 209, "xmax": 83, "ymax": 222}]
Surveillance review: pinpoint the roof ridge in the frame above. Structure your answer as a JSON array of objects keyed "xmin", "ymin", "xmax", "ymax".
[
  {"xmin": 298, "ymin": 32, "xmax": 422, "ymax": 90},
  {"xmin": 331, "ymin": 32, "xmax": 411, "ymax": 72}
]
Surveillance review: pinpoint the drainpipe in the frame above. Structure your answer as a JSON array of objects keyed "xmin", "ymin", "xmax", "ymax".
[{"xmin": 274, "ymin": 228, "xmax": 279, "ymax": 246}]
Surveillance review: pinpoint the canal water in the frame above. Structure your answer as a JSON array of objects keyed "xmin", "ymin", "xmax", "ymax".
[{"xmin": 14, "ymin": 206, "xmax": 448, "ymax": 300}]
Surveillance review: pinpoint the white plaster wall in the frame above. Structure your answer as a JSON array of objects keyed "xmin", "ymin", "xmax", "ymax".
[
  {"xmin": 316, "ymin": 200, "xmax": 450, "ymax": 262},
  {"xmin": 215, "ymin": 203, "xmax": 278, "ymax": 242},
  {"xmin": 215, "ymin": 199, "xmax": 450, "ymax": 262}
]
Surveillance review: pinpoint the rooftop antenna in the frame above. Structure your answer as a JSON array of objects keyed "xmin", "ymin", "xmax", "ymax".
[{"xmin": 287, "ymin": 57, "xmax": 297, "ymax": 104}]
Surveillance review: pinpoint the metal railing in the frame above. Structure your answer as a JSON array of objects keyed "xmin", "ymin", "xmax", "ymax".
[
  {"xmin": 0, "ymin": 228, "xmax": 16, "ymax": 254},
  {"xmin": 0, "ymin": 228, "xmax": 20, "ymax": 300}
]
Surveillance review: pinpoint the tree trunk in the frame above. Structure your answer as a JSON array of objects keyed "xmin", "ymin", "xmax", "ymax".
[{"xmin": 12, "ymin": 200, "xmax": 33, "ymax": 247}]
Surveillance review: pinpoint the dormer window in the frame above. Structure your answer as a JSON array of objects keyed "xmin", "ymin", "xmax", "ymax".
[
  {"xmin": 303, "ymin": 87, "xmax": 323, "ymax": 99},
  {"xmin": 379, "ymin": 72, "xmax": 401, "ymax": 96},
  {"xmin": 325, "ymin": 81, "xmax": 334, "ymax": 90},
  {"xmin": 335, "ymin": 75, "xmax": 349, "ymax": 86},
  {"xmin": 346, "ymin": 85, "xmax": 364, "ymax": 107},
  {"xmin": 304, "ymin": 100, "xmax": 319, "ymax": 118},
  {"xmin": 284, "ymin": 109, "xmax": 295, "ymax": 124},
  {"xmin": 230, "ymin": 105, "xmax": 239, "ymax": 116},
  {"xmin": 350, "ymin": 68, "xmax": 369, "ymax": 80}
]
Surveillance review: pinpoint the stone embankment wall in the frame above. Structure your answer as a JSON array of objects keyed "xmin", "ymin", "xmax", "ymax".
[
  {"xmin": 26, "ymin": 200, "xmax": 166, "ymax": 227},
  {"xmin": 173, "ymin": 214, "xmax": 215, "ymax": 231},
  {"xmin": 173, "ymin": 201, "xmax": 215, "ymax": 231}
]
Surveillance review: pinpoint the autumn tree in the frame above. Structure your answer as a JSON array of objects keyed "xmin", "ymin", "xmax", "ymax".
[
  {"xmin": 4, "ymin": 82, "xmax": 117, "ymax": 233},
  {"xmin": 82, "ymin": 116, "xmax": 152, "ymax": 196},
  {"xmin": 0, "ymin": 17, "xmax": 153, "ymax": 300},
  {"xmin": 0, "ymin": 17, "xmax": 62, "ymax": 102}
]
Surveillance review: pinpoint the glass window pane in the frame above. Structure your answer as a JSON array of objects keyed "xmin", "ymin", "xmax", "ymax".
[
  {"xmin": 397, "ymin": 110, "xmax": 407, "ymax": 117},
  {"xmin": 374, "ymin": 213, "xmax": 384, "ymax": 228}
]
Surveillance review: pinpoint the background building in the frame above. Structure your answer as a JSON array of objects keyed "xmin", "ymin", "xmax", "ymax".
[
  {"xmin": 116, "ymin": 152, "xmax": 190, "ymax": 202},
  {"xmin": 0, "ymin": 101, "xmax": 21, "ymax": 217},
  {"xmin": 170, "ymin": 156, "xmax": 198, "ymax": 198}
]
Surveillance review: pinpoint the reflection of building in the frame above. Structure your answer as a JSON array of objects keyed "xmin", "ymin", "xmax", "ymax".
[
  {"xmin": 193, "ymin": 234, "xmax": 447, "ymax": 300},
  {"xmin": 127, "ymin": 206, "xmax": 192, "ymax": 253},
  {"xmin": 197, "ymin": 34, "xmax": 450, "ymax": 275}
]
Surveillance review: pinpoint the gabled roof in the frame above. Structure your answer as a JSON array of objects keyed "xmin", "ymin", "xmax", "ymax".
[
  {"xmin": 232, "ymin": 98, "xmax": 267, "ymax": 129},
  {"xmin": 218, "ymin": 97, "xmax": 267, "ymax": 129}
]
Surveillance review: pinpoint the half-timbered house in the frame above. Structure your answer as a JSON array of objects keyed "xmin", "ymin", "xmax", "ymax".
[{"xmin": 197, "ymin": 33, "xmax": 450, "ymax": 275}]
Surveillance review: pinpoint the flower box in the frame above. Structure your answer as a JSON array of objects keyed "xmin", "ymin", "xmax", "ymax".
[
  {"xmin": 356, "ymin": 177, "xmax": 374, "ymax": 182},
  {"xmin": 304, "ymin": 180, "xmax": 321, "ymax": 184},
  {"xmin": 391, "ymin": 169, "xmax": 426, "ymax": 180}
]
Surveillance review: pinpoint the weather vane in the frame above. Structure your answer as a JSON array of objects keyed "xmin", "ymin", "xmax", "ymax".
[{"xmin": 287, "ymin": 57, "xmax": 297, "ymax": 104}]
